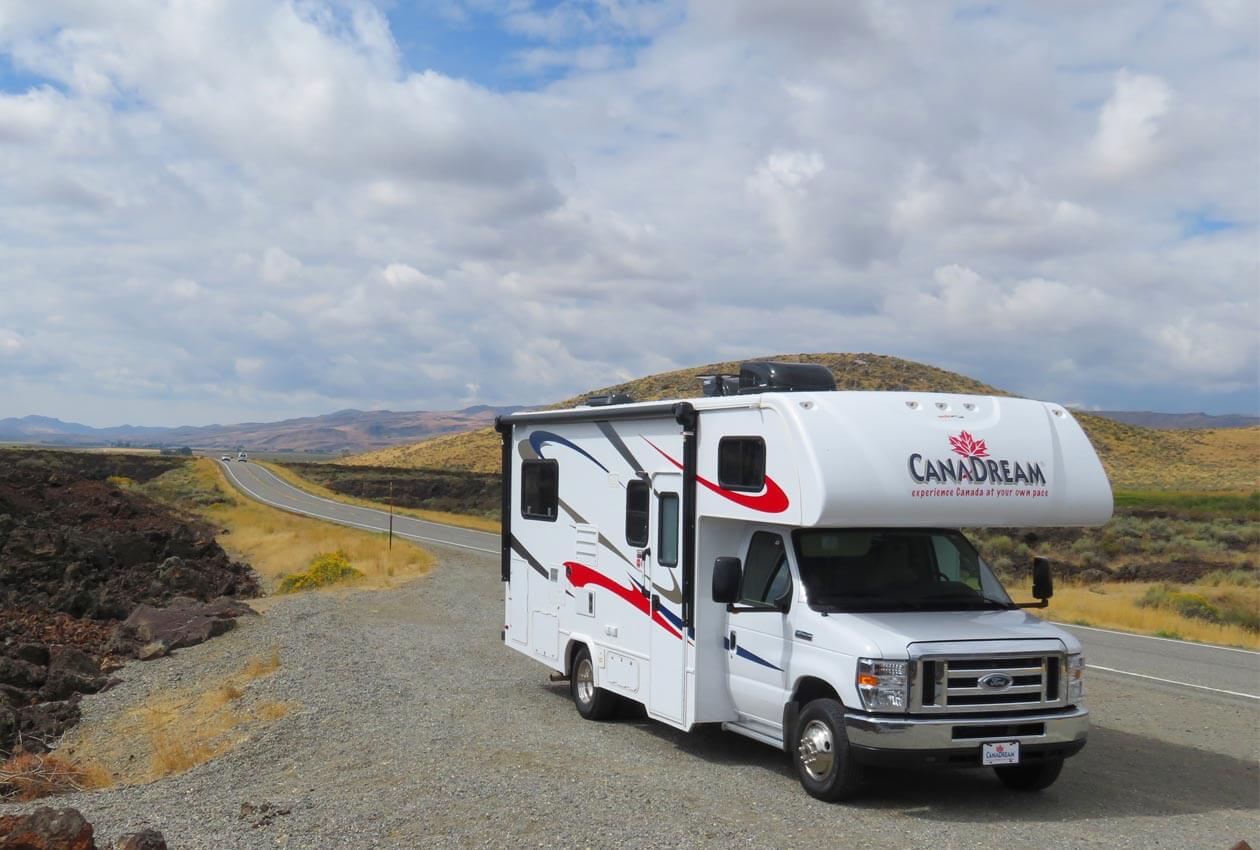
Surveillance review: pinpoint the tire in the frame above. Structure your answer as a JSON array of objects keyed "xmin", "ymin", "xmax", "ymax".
[
  {"xmin": 570, "ymin": 646, "xmax": 619, "ymax": 721},
  {"xmin": 792, "ymin": 698, "xmax": 863, "ymax": 801},
  {"xmin": 994, "ymin": 757, "xmax": 1064, "ymax": 791}
]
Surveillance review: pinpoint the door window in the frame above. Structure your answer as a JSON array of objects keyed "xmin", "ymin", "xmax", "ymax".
[
  {"xmin": 658, "ymin": 493, "xmax": 679, "ymax": 567},
  {"xmin": 739, "ymin": 532, "xmax": 790, "ymax": 606}
]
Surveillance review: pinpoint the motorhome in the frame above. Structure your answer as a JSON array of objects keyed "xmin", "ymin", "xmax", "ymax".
[{"xmin": 495, "ymin": 362, "xmax": 1112, "ymax": 800}]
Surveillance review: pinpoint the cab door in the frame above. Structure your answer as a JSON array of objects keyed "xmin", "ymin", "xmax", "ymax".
[
  {"xmin": 646, "ymin": 472, "xmax": 686, "ymax": 724},
  {"xmin": 726, "ymin": 530, "xmax": 792, "ymax": 727}
]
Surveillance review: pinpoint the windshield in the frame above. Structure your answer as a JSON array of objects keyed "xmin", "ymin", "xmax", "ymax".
[{"xmin": 791, "ymin": 529, "xmax": 1014, "ymax": 613}]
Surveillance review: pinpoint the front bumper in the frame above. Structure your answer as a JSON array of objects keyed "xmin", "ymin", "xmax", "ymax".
[{"xmin": 844, "ymin": 705, "xmax": 1088, "ymax": 768}]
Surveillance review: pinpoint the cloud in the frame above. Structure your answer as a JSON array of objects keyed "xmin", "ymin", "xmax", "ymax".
[
  {"xmin": 1094, "ymin": 70, "xmax": 1172, "ymax": 176},
  {"xmin": 0, "ymin": 0, "xmax": 1254, "ymax": 425}
]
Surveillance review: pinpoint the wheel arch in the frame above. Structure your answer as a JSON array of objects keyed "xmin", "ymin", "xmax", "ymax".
[{"xmin": 782, "ymin": 675, "xmax": 844, "ymax": 750}]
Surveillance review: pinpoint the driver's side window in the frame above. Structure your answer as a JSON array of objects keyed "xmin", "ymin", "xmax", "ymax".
[{"xmin": 739, "ymin": 532, "xmax": 790, "ymax": 606}]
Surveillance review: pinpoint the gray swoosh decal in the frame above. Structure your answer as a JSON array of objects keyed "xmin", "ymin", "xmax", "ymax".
[
  {"xmin": 652, "ymin": 569, "xmax": 683, "ymax": 604},
  {"xmin": 510, "ymin": 535, "xmax": 548, "ymax": 578},
  {"xmin": 596, "ymin": 421, "xmax": 647, "ymax": 479}
]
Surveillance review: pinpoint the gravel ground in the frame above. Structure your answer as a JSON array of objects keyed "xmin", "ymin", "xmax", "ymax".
[{"xmin": 3, "ymin": 543, "xmax": 1257, "ymax": 849}]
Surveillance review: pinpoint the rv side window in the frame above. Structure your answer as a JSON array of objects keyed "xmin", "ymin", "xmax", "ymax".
[
  {"xmin": 739, "ymin": 532, "xmax": 789, "ymax": 606},
  {"xmin": 625, "ymin": 480, "xmax": 649, "ymax": 547},
  {"xmin": 521, "ymin": 460, "xmax": 558, "ymax": 521},
  {"xmin": 718, "ymin": 437, "xmax": 766, "ymax": 492},
  {"xmin": 658, "ymin": 493, "xmax": 679, "ymax": 567}
]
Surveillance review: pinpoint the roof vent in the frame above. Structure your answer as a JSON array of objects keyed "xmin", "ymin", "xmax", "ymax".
[
  {"xmin": 737, "ymin": 361, "xmax": 837, "ymax": 394},
  {"xmin": 583, "ymin": 393, "xmax": 635, "ymax": 407}
]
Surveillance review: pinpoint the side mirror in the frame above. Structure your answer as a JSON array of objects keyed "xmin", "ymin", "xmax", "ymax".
[
  {"xmin": 1032, "ymin": 556, "xmax": 1054, "ymax": 602},
  {"xmin": 712, "ymin": 557, "xmax": 742, "ymax": 604}
]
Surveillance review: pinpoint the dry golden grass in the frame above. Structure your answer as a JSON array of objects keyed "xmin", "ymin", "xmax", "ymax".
[
  {"xmin": 341, "ymin": 426, "xmax": 502, "ymax": 474},
  {"xmin": 62, "ymin": 654, "xmax": 293, "ymax": 785},
  {"xmin": 244, "ymin": 647, "xmax": 281, "ymax": 679},
  {"xmin": 192, "ymin": 459, "xmax": 435, "ymax": 591},
  {"xmin": 0, "ymin": 752, "xmax": 113, "ymax": 801},
  {"xmin": 259, "ymin": 461, "xmax": 499, "ymax": 533},
  {"xmin": 1042, "ymin": 581, "xmax": 1260, "ymax": 650},
  {"xmin": 1076, "ymin": 416, "xmax": 1260, "ymax": 491}
]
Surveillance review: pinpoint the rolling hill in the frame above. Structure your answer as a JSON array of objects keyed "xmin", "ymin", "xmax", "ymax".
[
  {"xmin": 340, "ymin": 352, "xmax": 1260, "ymax": 492},
  {"xmin": 0, "ymin": 406, "xmax": 523, "ymax": 454}
]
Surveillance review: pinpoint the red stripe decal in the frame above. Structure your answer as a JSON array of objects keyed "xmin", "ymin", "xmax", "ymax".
[
  {"xmin": 642, "ymin": 438, "xmax": 789, "ymax": 514},
  {"xmin": 565, "ymin": 561, "xmax": 681, "ymax": 639}
]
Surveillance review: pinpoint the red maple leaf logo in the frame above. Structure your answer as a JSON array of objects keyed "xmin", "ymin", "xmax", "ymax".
[{"xmin": 949, "ymin": 431, "xmax": 989, "ymax": 459}]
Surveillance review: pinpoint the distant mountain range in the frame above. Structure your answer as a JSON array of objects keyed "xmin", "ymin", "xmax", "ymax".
[
  {"xmin": 0, "ymin": 406, "xmax": 525, "ymax": 454},
  {"xmin": 1088, "ymin": 411, "xmax": 1260, "ymax": 430}
]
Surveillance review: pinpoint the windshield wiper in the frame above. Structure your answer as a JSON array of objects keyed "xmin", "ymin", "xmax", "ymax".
[{"xmin": 915, "ymin": 594, "xmax": 1015, "ymax": 611}]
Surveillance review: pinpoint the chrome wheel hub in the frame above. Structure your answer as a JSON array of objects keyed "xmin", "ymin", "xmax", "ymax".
[
  {"xmin": 798, "ymin": 719, "xmax": 835, "ymax": 779},
  {"xmin": 575, "ymin": 658, "xmax": 595, "ymax": 706}
]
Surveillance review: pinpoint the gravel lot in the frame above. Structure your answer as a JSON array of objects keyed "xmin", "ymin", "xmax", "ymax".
[{"xmin": 4, "ymin": 543, "xmax": 1257, "ymax": 849}]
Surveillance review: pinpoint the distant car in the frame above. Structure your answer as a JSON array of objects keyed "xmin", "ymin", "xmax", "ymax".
[
  {"xmin": 220, "ymin": 455, "xmax": 231, "ymax": 461},
  {"xmin": 237, "ymin": 451, "xmax": 248, "ymax": 462}
]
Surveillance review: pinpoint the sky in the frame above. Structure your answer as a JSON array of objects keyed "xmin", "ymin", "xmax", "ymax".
[{"xmin": 0, "ymin": 0, "xmax": 1256, "ymax": 427}]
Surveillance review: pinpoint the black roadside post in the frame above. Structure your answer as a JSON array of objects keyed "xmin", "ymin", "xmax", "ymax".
[{"xmin": 388, "ymin": 480, "xmax": 394, "ymax": 550}]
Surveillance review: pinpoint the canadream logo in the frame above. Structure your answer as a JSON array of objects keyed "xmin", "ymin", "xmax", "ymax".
[{"xmin": 908, "ymin": 431, "xmax": 1046, "ymax": 486}]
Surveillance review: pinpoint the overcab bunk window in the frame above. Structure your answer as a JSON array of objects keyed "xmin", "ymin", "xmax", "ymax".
[
  {"xmin": 625, "ymin": 480, "xmax": 650, "ymax": 546},
  {"xmin": 718, "ymin": 437, "xmax": 766, "ymax": 492},
  {"xmin": 521, "ymin": 459, "xmax": 558, "ymax": 521}
]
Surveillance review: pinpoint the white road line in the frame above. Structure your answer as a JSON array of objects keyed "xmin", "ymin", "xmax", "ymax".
[
  {"xmin": 1057, "ymin": 622, "xmax": 1260, "ymax": 656},
  {"xmin": 1087, "ymin": 664, "xmax": 1260, "ymax": 700},
  {"xmin": 218, "ymin": 462, "xmax": 499, "ymax": 556},
  {"xmin": 251, "ymin": 463, "xmax": 497, "ymax": 541}
]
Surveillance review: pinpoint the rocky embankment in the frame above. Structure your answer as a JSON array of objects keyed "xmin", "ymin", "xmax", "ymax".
[{"xmin": 0, "ymin": 450, "xmax": 259, "ymax": 760}]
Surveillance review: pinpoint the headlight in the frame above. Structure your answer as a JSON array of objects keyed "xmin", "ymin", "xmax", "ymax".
[
  {"xmin": 1067, "ymin": 653, "xmax": 1085, "ymax": 703},
  {"xmin": 857, "ymin": 658, "xmax": 909, "ymax": 712}
]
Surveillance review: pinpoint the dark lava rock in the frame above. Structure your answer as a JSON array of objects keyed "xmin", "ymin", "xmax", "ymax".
[
  {"xmin": 14, "ymin": 700, "xmax": 80, "ymax": 753},
  {"xmin": 0, "ymin": 449, "xmax": 262, "ymax": 755},
  {"xmin": 117, "ymin": 596, "xmax": 255, "ymax": 659},
  {"xmin": 0, "ymin": 807, "xmax": 96, "ymax": 850}
]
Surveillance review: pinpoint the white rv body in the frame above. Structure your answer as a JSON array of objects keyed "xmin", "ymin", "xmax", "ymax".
[{"xmin": 497, "ymin": 386, "xmax": 1112, "ymax": 797}]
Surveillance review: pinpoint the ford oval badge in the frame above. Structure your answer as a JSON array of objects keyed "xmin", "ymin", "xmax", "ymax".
[{"xmin": 979, "ymin": 672, "xmax": 1014, "ymax": 691}]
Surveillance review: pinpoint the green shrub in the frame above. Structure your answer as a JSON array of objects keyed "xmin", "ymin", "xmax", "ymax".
[
  {"xmin": 277, "ymin": 551, "xmax": 363, "ymax": 594},
  {"xmin": 1139, "ymin": 584, "xmax": 1223, "ymax": 624},
  {"xmin": 1153, "ymin": 629, "xmax": 1183, "ymax": 640},
  {"xmin": 1200, "ymin": 569, "xmax": 1259, "ymax": 588},
  {"xmin": 1171, "ymin": 593, "xmax": 1221, "ymax": 623}
]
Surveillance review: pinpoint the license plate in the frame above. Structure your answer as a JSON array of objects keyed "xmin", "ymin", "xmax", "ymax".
[{"xmin": 982, "ymin": 741, "xmax": 1020, "ymax": 766}]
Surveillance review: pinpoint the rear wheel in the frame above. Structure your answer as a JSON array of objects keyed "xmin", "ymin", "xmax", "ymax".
[
  {"xmin": 570, "ymin": 646, "xmax": 618, "ymax": 720},
  {"xmin": 793, "ymin": 699, "xmax": 863, "ymax": 801},
  {"xmin": 994, "ymin": 757, "xmax": 1064, "ymax": 791}
]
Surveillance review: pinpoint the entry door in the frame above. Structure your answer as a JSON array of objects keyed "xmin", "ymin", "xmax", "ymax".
[
  {"xmin": 726, "ymin": 530, "xmax": 790, "ymax": 727},
  {"xmin": 647, "ymin": 472, "xmax": 686, "ymax": 723}
]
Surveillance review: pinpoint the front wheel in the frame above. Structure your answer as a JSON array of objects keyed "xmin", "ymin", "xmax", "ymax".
[
  {"xmin": 994, "ymin": 757, "xmax": 1064, "ymax": 791},
  {"xmin": 793, "ymin": 699, "xmax": 863, "ymax": 801},
  {"xmin": 570, "ymin": 646, "xmax": 619, "ymax": 720}
]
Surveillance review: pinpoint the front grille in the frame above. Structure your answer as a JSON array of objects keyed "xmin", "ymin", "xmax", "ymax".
[{"xmin": 911, "ymin": 652, "xmax": 1067, "ymax": 714}]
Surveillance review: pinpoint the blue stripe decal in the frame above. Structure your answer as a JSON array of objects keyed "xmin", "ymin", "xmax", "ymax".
[
  {"xmin": 529, "ymin": 430, "xmax": 610, "ymax": 473},
  {"xmin": 657, "ymin": 604, "xmax": 685, "ymax": 631},
  {"xmin": 722, "ymin": 637, "xmax": 783, "ymax": 671},
  {"xmin": 736, "ymin": 646, "xmax": 783, "ymax": 671}
]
